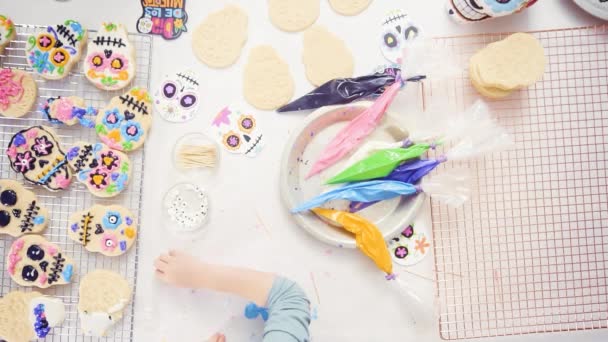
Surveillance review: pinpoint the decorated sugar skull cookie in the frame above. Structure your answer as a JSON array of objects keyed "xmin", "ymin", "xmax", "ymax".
[
  {"xmin": 85, "ymin": 23, "xmax": 136, "ymax": 91},
  {"xmin": 0, "ymin": 15, "xmax": 16, "ymax": 54},
  {"xmin": 154, "ymin": 69, "xmax": 201, "ymax": 122},
  {"xmin": 0, "ymin": 179, "xmax": 49, "ymax": 237},
  {"xmin": 6, "ymin": 126, "xmax": 73, "ymax": 191},
  {"xmin": 96, "ymin": 87, "xmax": 153, "ymax": 152},
  {"xmin": 66, "ymin": 142, "xmax": 131, "ymax": 197},
  {"xmin": 25, "ymin": 20, "xmax": 87, "ymax": 80},
  {"xmin": 41, "ymin": 96, "xmax": 97, "ymax": 127},
  {"xmin": 380, "ymin": 9, "xmax": 420, "ymax": 65},
  {"xmin": 0, "ymin": 291, "xmax": 66, "ymax": 341},
  {"xmin": 446, "ymin": 0, "xmax": 538, "ymax": 23},
  {"xmin": 7, "ymin": 235, "xmax": 75, "ymax": 288},
  {"xmin": 388, "ymin": 224, "xmax": 431, "ymax": 266},
  {"xmin": 211, "ymin": 106, "xmax": 264, "ymax": 157},
  {"xmin": 68, "ymin": 205, "xmax": 137, "ymax": 257}
]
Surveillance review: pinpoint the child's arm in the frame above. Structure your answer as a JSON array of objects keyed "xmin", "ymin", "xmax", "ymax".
[{"xmin": 154, "ymin": 250, "xmax": 311, "ymax": 342}]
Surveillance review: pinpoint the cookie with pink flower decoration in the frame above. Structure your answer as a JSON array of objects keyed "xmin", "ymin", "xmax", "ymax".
[{"xmin": 0, "ymin": 68, "xmax": 37, "ymax": 118}]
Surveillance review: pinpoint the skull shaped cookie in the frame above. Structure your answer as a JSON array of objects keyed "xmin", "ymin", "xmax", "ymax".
[
  {"xmin": 78, "ymin": 270, "xmax": 132, "ymax": 337},
  {"xmin": 0, "ymin": 291, "xmax": 66, "ymax": 342},
  {"xmin": 96, "ymin": 87, "xmax": 153, "ymax": 152},
  {"xmin": 25, "ymin": 20, "xmax": 87, "ymax": 80},
  {"xmin": 41, "ymin": 96, "xmax": 98, "ymax": 127},
  {"xmin": 0, "ymin": 15, "xmax": 16, "ymax": 54},
  {"xmin": 66, "ymin": 142, "xmax": 131, "ymax": 197},
  {"xmin": 154, "ymin": 69, "xmax": 201, "ymax": 123},
  {"xmin": 85, "ymin": 23, "xmax": 136, "ymax": 91},
  {"xmin": 7, "ymin": 235, "xmax": 75, "ymax": 288},
  {"xmin": 6, "ymin": 126, "xmax": 73, "ymax": 191},
  {"xmin": 380, "ymin": 9, "xmax": 420, "ymax": 65},
  {"xmin": 0, "ymin": 179, "xmax": 49, "ymax": 237},
  {"xmin": 211, "ymin": 106, "xmax": 264, "ymax": 157},
  {"xmin": 0, "ymin": 68, "xmax": 37, "ymax": 118},
  {"xmin": 68, "ymin": 205, "xmax": 137, "ymax": 256}
]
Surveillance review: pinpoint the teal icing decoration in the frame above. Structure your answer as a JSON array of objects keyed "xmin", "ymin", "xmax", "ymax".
[
  {"xmin": 115, "ymin": 173, "xmax": 129, "ymax": 192},
  {"xmin": 33, "ymin": 216, "xmax": 45, "ymax": 225},
  {"xmin": 93, "ymin": 143, "xmax": 103, "ymax": 152},
  {"xmin": 78, "ymin": 170, "xmax": 88, "ymax": 181},
  {"xmin": 38, "ymin": 159, "xmax": 67, "ymax": 185},
  {"xmin": 62, "ymin": 264, "xmax": 73, "ymax": 282}
]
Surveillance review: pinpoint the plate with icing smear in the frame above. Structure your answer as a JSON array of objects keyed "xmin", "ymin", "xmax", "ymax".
[{"xmin": 280, "ymin": 102, "xmax": 424, "ymax": 248}]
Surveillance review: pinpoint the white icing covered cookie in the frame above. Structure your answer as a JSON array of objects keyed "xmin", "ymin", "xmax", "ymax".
[
  {"xmin": 85, "ymin": 23, "xmax": 136, "ymax": 91},
  {"xmin": 25, "ymin": 20, "xmax": 87, "ymax": 80},
  {"xmin": 7, "ymin": 235, "xmax": 75, "ymax": 288},
  {"xmin": 0, "ymin": 291, "xmax": 66, "ymax": 342},
  {"xmin": 0, "ymin": 179, "xmax": 49, "ymax": 237},
  {"xmin": 68, "ymin": 204, "xmax": 137, "ymax": 256}
]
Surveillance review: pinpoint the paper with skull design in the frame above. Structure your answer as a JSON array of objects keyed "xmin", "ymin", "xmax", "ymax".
[
  {"xmin": 388, "ymin": 224, "xmax": 431, "ymax": 266},
  {"xmin": 379, "ymin": 9, "xmax": 420, "ymax": 65},
  {"xmin": 446, "ymin": 0, "xmax": 538, "ymax": 23},
  {"xmin": 154, "ymin": 69, "xmax": 201, "ymax": 123},
  {"xmin": 137, "ymin": 0, "xmax": 188, "ymax": 40},
  {"xmin": 211, "ymin": 106, "xmax": 265, "ymax": 157}
]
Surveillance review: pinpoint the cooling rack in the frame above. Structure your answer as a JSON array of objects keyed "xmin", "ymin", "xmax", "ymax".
[
  {"xmin": 426, "ymin": 25, "xmax": 608, "ymax": 339},
  {"xmin": 0, "ymin": 24, "xmax": 152, "ymax": 341}
]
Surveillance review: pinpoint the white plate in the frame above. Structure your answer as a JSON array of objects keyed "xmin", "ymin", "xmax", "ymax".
[
  {"xmin": 573, "ymin": 0, "xmax": 608, "ymax": 20},
  {"xmin": 280, "ymin": 102, "xmax": 425, "ymax": 248}
]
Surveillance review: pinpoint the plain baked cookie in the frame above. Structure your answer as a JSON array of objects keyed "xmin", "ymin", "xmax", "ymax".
[
  {"xmin": 329, "ymin": 0, "xmax": 372, "ymax": 16},
  {"xmin": 192, "ymin": 5, "xmax": 248, "ymax": 68},
  {"xmin": 25, "ymin": 20, "xmax": 87, "ymax": 80},
  {"xmin": 96, "ymin": 87, "xmax": 152, "ymax": 152},
  {"xmin": 0, "ymin": 179, "xmax": 49, "ymax": 237},
  {"xmin": 68, "ymin": 204, "xmax": 137, "ymax": 257},
  {"xmin": 0, "ymin": 15, "xmax": 16, "ymax": 54},
  {"xmin": 302, "ymin": 25, "xmax": 354, "ymax": 86},
  {"xmin": 0, "ymin": 291, "xmax": 66, "ymax": 342},
  {"xmin": 243, "ymin": 46, "xmax": 294, "ymax": 110},
  {"xmin": 0, "ymin": 68, "xmax": 37, "ymax": 118},
  {"xmin": 78, "ymin": 270, "xmax": 132, "ymax": 337},
  {"xmin": 268, "ymin": 0, "xmax": 320, "ymax": 32},
  {"xmin": 85, "ymin": 23, "xmax": 136, "ymax": 91},
  {"xmin": 7, "ymin": 235, "xmax": 75, "ymax": 288}
]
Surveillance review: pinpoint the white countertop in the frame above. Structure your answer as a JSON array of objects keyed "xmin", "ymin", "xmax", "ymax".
[{"xmin": 2, "ymin": 0, "xmax": 607, "ymax": 341}]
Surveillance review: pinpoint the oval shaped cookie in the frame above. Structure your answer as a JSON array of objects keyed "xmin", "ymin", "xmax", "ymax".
[
  {"xmin": 0, "ymin": 291, "xmax": 66, "ymax": 342},
  {"xmin": 303, "ymin": 25, "xmax": 354, "ymax": 86},
  {"xmin": 68, "ymin": 205, "xmax": 137, "ymax": 257},
  {"xmin": 243, "ymin": 46, "xmax": 294, "ymax": 110},
  {"xmin": 329, "ymin": 0, "xmax": 372, "ymax": 16},
  {"xmin": 0, "ymin": 179, "xmax": 49, "ymax": 237},
  {"xmin": 79, "ymin": 270, "xmax": 131, "ymax": 337},
  {"xmin": 7, "ymin": 235, "xmax": 75, "ymax": 288},
  {"xmin": 42, "ymin": 95, "xmax": 98, "ymax": 127},
  {"xmin": 0, "ymin": 15, "xmax": 16, "ymax": 54},
  {"xmin": 66, "ymin": 142, "xmax": 131, "ymax": 197},
  {"xmin": 268, "ymin": 0, "xmax": 319, "ymax": 32},
  {"xmin": 25, "ymin": 20, "xmax": 87, "ymax": 80},
  {"xmin": 85, "ymin": 23, "xmax": 135, "ymax": 91},
  {"xmin": 0, "ymin": 68, "xmax": 37, "ymax": 118},
  {"xmin": 95, "ymin": 87, "xmax": 152, "ymax": 152},
  {"xmin": 192, "ymin": 5, "xmax": 248, "ymax": 68},
  {"xmin": 6, "ymin": 126, "xmax": 73, "ymax": 191}
]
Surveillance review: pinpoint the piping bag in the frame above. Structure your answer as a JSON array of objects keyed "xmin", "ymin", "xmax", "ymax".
[
  {"xmin": 277, "ymin": 68, "xmax": 400, "ymax": 113},
  {"xmin": 292, "ymin": 170, "xmax": 471, "ymax": 213}
]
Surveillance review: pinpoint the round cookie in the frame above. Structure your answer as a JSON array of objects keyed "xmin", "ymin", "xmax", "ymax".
[
  {"xmin": 66, "ymin": 142, "xmax": 131, "ymax": 197},
  {"xmin": 0, "ymin": 15, "xmax": 16, "ymax": 54},
  {"xmin": 25, "ymin": 20, "xmax": 87, "ymax": 80},
  {"xmin": 68, "ymin": 205, "xmax": 137, "ymax": 257},
  {"xmin": 7, "ymin": 235, "xmax": 75, "ymax": 288},
  {"xmin": 329, "ymin": 0, "xmax": 372, "ymax": 16},
  {"xmin": 268, "ymin": 0, "xmax": 320, "ymax": 32},
  {"xmin": 95, "ymin": 87, "xmax": 153, "ymax": 152},
  {"xmin": 85, "ymin": 23, "xmax": 136, "ymax": 91},
  {"xmin": 78, "ymin": 270, "xmax": 132, "ymax": 337},
  {"xmin": 0, "ymin": 291, "xmax": 66, "ymax": 341},
  {"xmin": 0, "ymin": 179, "xmax": 49, "ymax": 237},
  {"xmin": 0, "ymin": 68, "xmax": 37, "ymax": 118},
  {"xmin": 192, "ymin": 5, "xmax": 248, "ymax": 68},
  {"xmin": 243, "ymin": 46, "xmax": 294, "ymax": 110},
  {"xmin": 302, "ymin": 25, "xmax": 354, "ymax": 86},
  {"xmin": 6, "ymin": 126, "xmax": 73, "ymax": 191},
  {"xmin": 154, "ymin": 69, "xmax": 201, "ymax": 123},
  {"xmin": 469, "ymin": 61, "xmax": 512, "ymax": 99}
]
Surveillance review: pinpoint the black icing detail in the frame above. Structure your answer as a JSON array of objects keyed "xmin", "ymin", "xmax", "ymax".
[
  {"xmin": 0, "ymin": 190, "xmax": 17, "ymax": 206},
  {"xmin": 48, "ymin": 253, "xmax": 65, "ymax": 284},
  {"xmin": 73, "ymin": 145, "xmax": 93, "ymax": 172},
  {"xmin": 55, "ymin": 24, "xmax": 78, "ymax": 47},
  {"xmin": 78, "ymin": 213, "xmax": 93, "ymax": 246},
  {"xmin": 119, "ymin": 94, "xmax": 149, "ymax": 115},
  {"xmin": 12, "ymin": 208, "xmax": 21, "ymax": 218},
  {"xmin": 0, "ymin": 210, "xmax": 10, "ymax": 227},
  {"xmin": 19, "ymin": 201, "xmax": 40, "ymax": 233},
  {"xmin": 27, "ymin": 245, "xmax": 45, "ymax": 261},
  {"xmin": 22, "ymin": 265, "xmax": 38, "ymax": 282},
  {"xmin": 40, "ymin": 261, "xmax": 49, "ymax": 272},
  {"xmin": 124, "ymin": 110, "xmax": 136, "ymax": 121},
  {"xmin": 89, "ymin": 158, "xmax": 99, "ymax": 169},
  {"xmin": 92, "ymin": 35, "xmax": 126, "ymax": 48},
  {"xmin": 104, "ymin": 49, "xmax": 113, "ymax": 58},
  {"xmin": 38, "ymin": 159, "xmax": 50, "ymax": 168},
  {"xmin": 177, "ymin": 72, "xmax": 199, "ymax": 86},
  {"xmin": 95, "ymin": 223, "xmax": 104, "ymax": 235}
]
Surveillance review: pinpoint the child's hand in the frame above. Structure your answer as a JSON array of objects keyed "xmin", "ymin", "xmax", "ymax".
[
  {"xmin": 154, "ymin": 250, "xmax": 205, "ymax": 288},
  {"xmin": 207, "ymin": 333, "xmax": 226, "ymax": 342}
]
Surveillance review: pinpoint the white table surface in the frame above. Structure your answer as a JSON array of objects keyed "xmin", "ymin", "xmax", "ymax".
[{"xmin": 2, "ymin": 1, "xmax": 607, "ymax": 341}]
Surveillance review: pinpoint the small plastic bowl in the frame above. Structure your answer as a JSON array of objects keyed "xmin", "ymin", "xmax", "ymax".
[
  {"xmin": 162, "ymin": 182, "xmax": 210, "ymax": 235},
  {"xmin": 172, "ymin": 132, "xmax": 219, "ymax": 180}
]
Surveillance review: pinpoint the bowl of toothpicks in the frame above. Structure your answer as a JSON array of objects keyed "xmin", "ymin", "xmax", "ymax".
[{"xmin": 172, "ymin": 132, "xmax": 219, "ymax": 179}]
